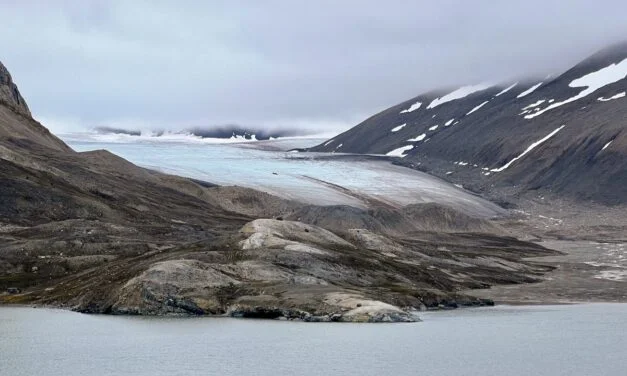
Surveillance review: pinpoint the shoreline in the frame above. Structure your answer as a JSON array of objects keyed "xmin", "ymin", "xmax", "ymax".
[{"xmin": 4, "ymin": 300, "xmax": 627, "ymax": 317}]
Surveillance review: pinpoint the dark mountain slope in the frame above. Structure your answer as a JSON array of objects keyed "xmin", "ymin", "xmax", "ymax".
[{"xmin": 311, "ymin": 42, "xmax": 627, "ymax": 204}]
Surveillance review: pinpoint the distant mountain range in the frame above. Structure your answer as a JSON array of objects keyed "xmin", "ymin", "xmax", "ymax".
[
  {"xmin": 93, "ymin": 125, "xmax": 311, "ymax": 141},
  {"xmin": 311, "ymin": 42, "xmax": 627, "ymax": 205}
]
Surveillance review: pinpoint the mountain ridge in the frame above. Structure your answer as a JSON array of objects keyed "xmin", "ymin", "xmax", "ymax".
[{"xmin": 310, "ymin": 42, "xmax": 627, "ymax": 205}]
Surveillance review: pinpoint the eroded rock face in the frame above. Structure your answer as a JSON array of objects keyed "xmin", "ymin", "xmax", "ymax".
[
  {"xmin": 111, "ymin": 260, "xmax": 240, "ymax": 315},
  {"xmin": 322, "ymin": 292, "xmax": 416, "ymax": 323},
  {"xmin": 239, "ymin": 218, "xmax": 354, "ymax": 253},
  {"xmin": 93, "ymin": 217, "xmax": 555, "ymax": 322},
  {"xmin": 0, "ymin": 61, "xmax": 31, "ymax": 117}
]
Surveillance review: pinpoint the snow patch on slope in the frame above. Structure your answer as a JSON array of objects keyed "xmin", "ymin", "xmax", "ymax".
[
  {"xmin": 427, "ymin": 84, "xmax": 492, "ymax": 109},
  {"xmin": 428, "ymin": 125, "xmax": 439, "ymax": 131},
  {"xmin": 495, "ymin": 82, "xmax": 518, "ymax": 96},
  {"xmin": 522, "ymin": 99, "xmax": 546, "ymax": 110},
  {"xmin": 386, "ymin": 145, "xmax": 413, "ymax": 157},
  {"xmin": 445, "ymin": 118, "xmax": 455, "ymax": 126},
  {"xmin": 526, "ymin": 58, "xmax": 627, "ymax": 119},
  {"xmin": 400, "ymin": 101, "xmax": 422, "ymax": 113},
  {"xmin": 491, "ymin": 125, "xmax": 566, "ymax": 172},
  {"xmin": 407, "ymin": 133, "xmax": 427, "ymax": 142},
  {"xmin": 598, "ymin": 92, "xmax": 626, "ymax": 102},
  {"xmin": 466, "ymin": 101, "xmax": 489, "ymax": 115},
  {"xmin": 391, "ymin": 123, "xmax": 407, "ymax": 132},
  {"xmin": 601, "ymin": 140, "xmax": 613, "ymax": 151},
  {"xmin": 517, "ymin": 82, "xmax": 543, "ymax": 98}
]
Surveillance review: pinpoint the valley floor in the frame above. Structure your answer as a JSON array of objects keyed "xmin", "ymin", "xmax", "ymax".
[{"xmin": 466, "ymin": 240, "xmax": 627, "ymax": 304}]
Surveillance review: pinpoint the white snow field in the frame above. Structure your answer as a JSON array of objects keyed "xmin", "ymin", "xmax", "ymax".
[
  {"xmin": 400, "ymin": 101, "xmax": 422, "ymax": 113},
  {"xmin": 517, "ymin": 82, "xmax": 543, "ymax": 98},
  {"xmin": 390, "ymin": 123, "xmax": 407, "ymax": 132},
  {"xmin": 522, "ymin": 99, "xmax": 546, "ymax": 110},
  {"xmin": 598, "ymin": 91, "xmax": 626, "ymax": 102},
  {"xmin": 385, "ymin": 145, "xmax": 413, "ymax": 157},
  {"xmin": 407, "ymin": 133, "xmax": 427, "ymax": 142},
  {"xmin": 466, "ymin": 100, "xmax": 489, "ymax": 115},
  {"xmin": 491, "ymin": 125, "xmax": 566, "ymax": 172},
  {"xmin": 67, "ymin": 138, "xmax": 504, "ymax": 217},
  {"xmin": 526, "ymin": 58, "xmax": 627, "ymax": 119},
  {"xmin": 495, "ymin": 82, "xmax": 518, "ymax": 96},
  {"xmin": 427, "ymin": 84, "xmax": 492, "ymax": 109}
]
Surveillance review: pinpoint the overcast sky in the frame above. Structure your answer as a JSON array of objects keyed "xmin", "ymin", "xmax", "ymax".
[{"xmin": 2, "ymin": 0, "xmax": 627, "ymax": 134}]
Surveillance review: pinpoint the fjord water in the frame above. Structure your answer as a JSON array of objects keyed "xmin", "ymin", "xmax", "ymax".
[{"xmin": 1, "ymin": 304, "xmax": 626, "ymax": 376}]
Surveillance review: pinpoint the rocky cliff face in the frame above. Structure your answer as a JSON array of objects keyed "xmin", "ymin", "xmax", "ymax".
[
  {"xmin": 0, "ymin": 61, "xmax": 31, "ymax": 117},
  {"xmin": 0, "ymin": 61, "xmax": 70, "ymax": 152},
  {"xmin": 311, "ymin": 42, "xmax": 627, "ymax": 205}
]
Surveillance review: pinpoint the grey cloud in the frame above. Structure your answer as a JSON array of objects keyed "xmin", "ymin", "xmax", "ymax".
[{"xmin": 1, "ymin": 0, "xmax": 627, "ymax": 134}]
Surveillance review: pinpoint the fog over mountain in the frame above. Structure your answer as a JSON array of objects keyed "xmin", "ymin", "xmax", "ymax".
[{"xmin": 2, "ymin": 1, "xmax": 627, "ymax": 135}]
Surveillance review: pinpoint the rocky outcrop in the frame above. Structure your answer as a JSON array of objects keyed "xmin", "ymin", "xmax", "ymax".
[
  {"xmin": 0, "ymin": 61, "xmax": 30, "ymax": 117},
  {"xmin": 0, "ymin": 61, "xmax": 70, "ymax": 152},
  {"xmin": 74, "ymin": 217, "xmax": 558, "ymax": 322}
]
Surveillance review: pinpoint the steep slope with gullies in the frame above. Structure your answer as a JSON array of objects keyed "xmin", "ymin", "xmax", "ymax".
[{"xmin": 311, "ymin": 42, "xmax": 627, "ymax": 205}]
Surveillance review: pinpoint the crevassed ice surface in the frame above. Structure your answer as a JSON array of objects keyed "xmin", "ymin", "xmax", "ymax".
[{"xmin": 68, "ymin": 138, "xmax": 504, "ymax": 217}]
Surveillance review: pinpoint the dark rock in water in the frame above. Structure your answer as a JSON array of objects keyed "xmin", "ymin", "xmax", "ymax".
[{"xmin": 230, "ymin": 307, "xmax": 286, "ymax": 320}]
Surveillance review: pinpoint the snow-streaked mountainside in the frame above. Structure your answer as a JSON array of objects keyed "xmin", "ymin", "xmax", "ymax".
[{"xmin": 311, "ymin": 42, "xmax": 627, "ymax": 205}]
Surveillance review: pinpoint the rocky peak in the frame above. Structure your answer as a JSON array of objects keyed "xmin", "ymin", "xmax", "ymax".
[{"xmin": 0, "ymin": 60, "xmax": 31, "ymax": 117}]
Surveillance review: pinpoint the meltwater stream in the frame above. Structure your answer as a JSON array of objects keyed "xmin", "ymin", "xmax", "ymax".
[{"xmin": 1, "ymin": 304, "xmax": 626, "ymax": 376}]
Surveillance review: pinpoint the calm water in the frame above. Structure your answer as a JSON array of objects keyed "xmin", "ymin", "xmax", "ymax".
[{"xmin": 1, "ymin": 304, "xmax": 626, "ymax": 376}]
